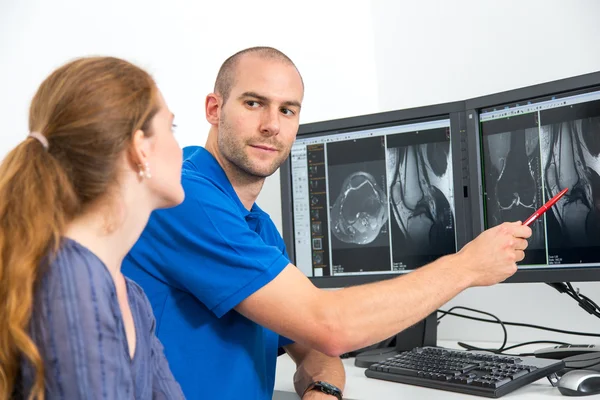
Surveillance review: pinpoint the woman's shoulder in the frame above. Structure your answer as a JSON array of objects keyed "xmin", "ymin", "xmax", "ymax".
[
  {"xmin": 39, "ymin": 238, "xmax": 116, "ymax": 308},
  {"xmin": 46, "ymin": 238, "xmax": 112, "ymax": 281}
]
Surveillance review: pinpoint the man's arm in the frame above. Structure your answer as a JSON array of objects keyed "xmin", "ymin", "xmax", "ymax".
[
  {"xmin": 284, "ymin": 343, "xmax": 345, "ymax": 399},
  {"xmin": 236, "ymin": 221, "xmax": 532, "ymax": 357}
]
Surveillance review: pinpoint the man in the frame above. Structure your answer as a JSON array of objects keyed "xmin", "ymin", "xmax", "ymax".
[{"xmin": 123, "ymin": 46, "xmax": 531, "ymax": 400}]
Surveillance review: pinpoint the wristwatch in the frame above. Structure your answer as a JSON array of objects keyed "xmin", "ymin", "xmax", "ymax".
[{"xmin": 303, "ymin": 380, "xmax": 343, "ymax": 399}]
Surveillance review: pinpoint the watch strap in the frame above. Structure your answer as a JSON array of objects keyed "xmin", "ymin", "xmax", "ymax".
[{"xmin": 303, "ymin": 380, "xmax": 343, "ymax": 400}]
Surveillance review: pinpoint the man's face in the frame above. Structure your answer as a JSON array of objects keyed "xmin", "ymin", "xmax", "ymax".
[{"xmin": 217, "ymin": 55, "xmax": 304, "ymax": 178}]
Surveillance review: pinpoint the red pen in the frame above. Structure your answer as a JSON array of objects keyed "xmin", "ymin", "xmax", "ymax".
[{"xmin": 522, "ymin": 188, "xmax": 568, "ymax": 227}]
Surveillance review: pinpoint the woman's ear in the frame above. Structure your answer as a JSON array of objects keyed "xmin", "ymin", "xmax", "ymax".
[{"xmin": 129, "ymin": 129, "xmax": 152, "ymax": 178}]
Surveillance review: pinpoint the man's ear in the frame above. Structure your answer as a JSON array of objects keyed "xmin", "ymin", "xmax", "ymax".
[{"xmin": 205, "ymin": 93, "xmax": 221, "ymax": 126}]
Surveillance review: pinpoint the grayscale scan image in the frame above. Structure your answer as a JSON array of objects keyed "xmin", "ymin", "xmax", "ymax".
[
  {"xmin": 326, "ymin": 136, "xmax": 391, "ymax": 274},
  {"xmin": 483, "ymin": 128, "xmax": 546, "ymax": 252},
  {"xmin": 330, "ymin": 170, "xmax": 388, "ymax": 245},
  {"xmin": 328, "ymin": 163, "xmax": 389, "ymax": 248},
  {"xmin": 387, "ymin": 140, "xmax": 455, "ymax": 266},
  {"xmin": 540, "ymin": 117, "xmax": 600, "ymax": 251}
]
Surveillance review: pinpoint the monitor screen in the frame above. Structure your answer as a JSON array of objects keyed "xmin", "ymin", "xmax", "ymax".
[
  {"xmin": 288, "ymin": 117, "xmax": 458, "ymax": 282},
  {"xmin": 477, "ymin": 86, "xmax": 600, "ymax": 273}
]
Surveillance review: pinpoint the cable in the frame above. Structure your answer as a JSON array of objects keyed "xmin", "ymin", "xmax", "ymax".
[
  {"xmin": 436, "ymin": 306, "xmax": 507, "ymax": 352},
  {"xmin": 456, "ymin": 340, "xmax": 571, "ymax": 356},
  {"xmin": 437, "ymin": 309, "xmax": 600, "ymax": 338},
  {"xmin": 437, "ymin": 305, "xmax": 464, "ymax": 323},
  {"xmin": 547, "ymin": 282, "xmax": 600, "ymax": 319},
  {"xmin": 458, "ymin": 342, "xmax": 504, "ymax": 353},
  {"xmin": 441, "ymin": 310, "xmax": 583, "ymax": 355},
  {"xmin": 437, "ymin": 301, "xmax": 599, "ymax": 360}
]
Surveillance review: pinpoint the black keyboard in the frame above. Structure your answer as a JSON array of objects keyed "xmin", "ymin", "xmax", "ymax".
[{"xmin": 365, "ymin": 347, "xmax": 564, "ymax": 398}]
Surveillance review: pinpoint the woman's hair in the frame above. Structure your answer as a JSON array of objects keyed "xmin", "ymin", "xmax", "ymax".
[{"xmin": 0, "ymin": 57, "xmax": 159, "ymax": 399}]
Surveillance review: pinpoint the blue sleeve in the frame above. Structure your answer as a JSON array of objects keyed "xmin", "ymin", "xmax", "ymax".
[
  {"xmin": 32, "ymin": 254, "xmax": 134, "ymax": 399},
  {"xmin": 279, "ymin": 335, "xmax": 294, "ymax": 348},
  {"xmin": 139, "ymin": 173, "xmax": 290, "ymax": 318}
]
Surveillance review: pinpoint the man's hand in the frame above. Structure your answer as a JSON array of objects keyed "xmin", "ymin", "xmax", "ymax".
[{"xmin": 457, "ymin": 221, "xmax": 532, "ymax": 287}]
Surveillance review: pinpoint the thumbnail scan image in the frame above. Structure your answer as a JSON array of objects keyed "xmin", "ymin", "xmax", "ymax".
[
  {"xmin": 483, "ymin": 128, "xmax": 546, "ymax": 250},
  {"xmin": 540, "ymin": 117, "xmax": 600, "ymax": 248},
  {"xmin": 329, "ymin": 169, "xmax": 389, "ymax": 246},
  {"xmin": 387, "ymin": 141, "xmax": 455, "ymax": 257}
]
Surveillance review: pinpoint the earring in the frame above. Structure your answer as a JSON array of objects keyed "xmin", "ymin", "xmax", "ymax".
[
  {"xmin": 144, "ymin": 162, "xmax": 152, "ymax": 179},
  {"xmin": 138, "ymin": 164, "xmax": 147, "ymax": 179}
]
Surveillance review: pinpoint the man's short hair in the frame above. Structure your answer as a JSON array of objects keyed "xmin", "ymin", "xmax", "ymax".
[{"xmin": 214, "ymin": 46, "xmax": 303, "ymax": 103}]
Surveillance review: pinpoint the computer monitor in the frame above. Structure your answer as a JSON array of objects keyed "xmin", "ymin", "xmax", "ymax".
[
  {"xmin": 465, "ymin": 71, "xmax": 600, "ymax": 283},
  {"xmin": 280, "ymin": 102, "xmax": 470, "ymax": 289},
  {"xmin": 280, "ymin": 103, "xmax": 471, "ymax": 361}
]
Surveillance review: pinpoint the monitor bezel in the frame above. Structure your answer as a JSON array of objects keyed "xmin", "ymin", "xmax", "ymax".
[
  {"xmin": 280, "ymin": 101, "xmax": 470, "ymax": 288},
  {"xmin": 465, "ymin": 71, "xmax": 600, "ymax": 283}
]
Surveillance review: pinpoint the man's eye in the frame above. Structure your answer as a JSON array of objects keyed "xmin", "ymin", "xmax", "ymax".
[
  {"xmin": 281, "ymin": 108, "xmax": 295, "ymax": 116},
  {"xmin": 246, "ymin": 101, "xmax": 260, "ymax": 107}
]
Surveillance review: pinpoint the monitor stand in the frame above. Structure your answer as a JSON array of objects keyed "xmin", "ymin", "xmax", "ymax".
[{"xmin": 354, "ymin": 312, "xmax": 437, "ymax": 368}]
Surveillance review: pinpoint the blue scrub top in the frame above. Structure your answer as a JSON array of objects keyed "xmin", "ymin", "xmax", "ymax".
[{"xmin": 123, "ymin": 146, "xmax": 292, "ymax": 400}]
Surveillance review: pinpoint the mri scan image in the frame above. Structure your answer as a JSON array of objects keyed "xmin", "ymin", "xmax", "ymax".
[
  {"xmin": 483, "ymin": 128, "xmax": 546, "ymax": 251},
  {"xmin": 387, "ymin": 141, "xmax": 455, "ymax": 259},
  {"xmin": 326, "ymin": 137, "xmax": 391, "ymax": 273},
  {"xmin": 330, "ymin": 171, "xmax": 388, "ymax": 245},
  {"xmin": 540, "ymin": 117, "xmax": 600, "ymax": 250}
]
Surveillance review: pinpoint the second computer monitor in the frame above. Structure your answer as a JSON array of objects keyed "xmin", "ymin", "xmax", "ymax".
[{"xmin": 467, "ymin": 71, "xmax": 600, "ymax": 282}]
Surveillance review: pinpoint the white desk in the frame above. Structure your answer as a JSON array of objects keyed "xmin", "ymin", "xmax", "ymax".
[{"xmin": 273, "ymin": 342, "xmax": 600, "ymax": 399}]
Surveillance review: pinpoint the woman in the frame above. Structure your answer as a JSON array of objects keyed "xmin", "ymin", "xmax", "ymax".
[{"xmin": 0, "ymin": 57, "xmax": 186, "ymax": 399}]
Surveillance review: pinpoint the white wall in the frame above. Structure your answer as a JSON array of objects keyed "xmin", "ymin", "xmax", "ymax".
[
  {"xmin": 371, "ymin": 0, "xmax": 600, "ymax": 110},
  {"xmin": 1, "ymin": 0, "xmax": 599, "ymax": 346},
  {"xmin": 0, "ymin": 0, "xmax": 382, "ymax": 145},
  {"xmin": 0, "ymin": 0, "xmax": 380, "ymax": 231}
]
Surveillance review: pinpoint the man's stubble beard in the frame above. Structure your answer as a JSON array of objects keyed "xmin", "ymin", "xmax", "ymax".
[{"xmin": 217, "ymin": 113, "xmax": 288, "ymax": 179}]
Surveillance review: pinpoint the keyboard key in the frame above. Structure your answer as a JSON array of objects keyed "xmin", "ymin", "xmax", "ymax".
[
  {"xmin": 509, "ymin": 370, "xmax": 529, "ymax": 380},
  {"xmin": 387, "ymin": 366, "xmax": 419, "ymax": 376},
  {"xmin": 492, "ymin": 378, "xmax": 512, "ymax": 388}
]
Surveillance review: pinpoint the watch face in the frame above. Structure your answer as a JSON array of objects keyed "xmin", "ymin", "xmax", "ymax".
[
  {"xmin": 315, "ymin": 381, "xmax": 342, "ymax": 397},
  {"xmin": 321, "ymin": 382, "xmax": 337, "ymax": 392}
]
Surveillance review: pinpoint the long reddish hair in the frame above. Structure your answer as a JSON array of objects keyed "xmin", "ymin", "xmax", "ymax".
[{"xmin": 0, "ymin": 57, "xmax": 159, "ymax": 400}]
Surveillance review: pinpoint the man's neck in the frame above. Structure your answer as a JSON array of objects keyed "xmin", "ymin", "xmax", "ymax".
[
  {"xmin": 230, "ymin": 176, "xmax": 264, "ymax": 211},
  {"xmin": 205, "ymin": 139, "xmax": 265, "ymax": 211}
]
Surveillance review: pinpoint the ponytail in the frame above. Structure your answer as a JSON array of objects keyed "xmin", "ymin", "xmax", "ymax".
[
  {"xmin": 0, "ymin": 137, "xmax": 78, "ymax": 400},
  {"xmin": 0, "ymin": 55, "xmax": 159, "ymax": 399}
]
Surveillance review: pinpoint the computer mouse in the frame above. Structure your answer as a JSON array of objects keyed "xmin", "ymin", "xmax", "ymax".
[{"xmin": 558, "ymin": 369, "xmax": 600, "ymax": 396}]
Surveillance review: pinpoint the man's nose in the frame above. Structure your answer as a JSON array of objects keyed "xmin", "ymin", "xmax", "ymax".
[{"xmin": 259, "ymin": 107, "xmax": 280, "ymax": 136}]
